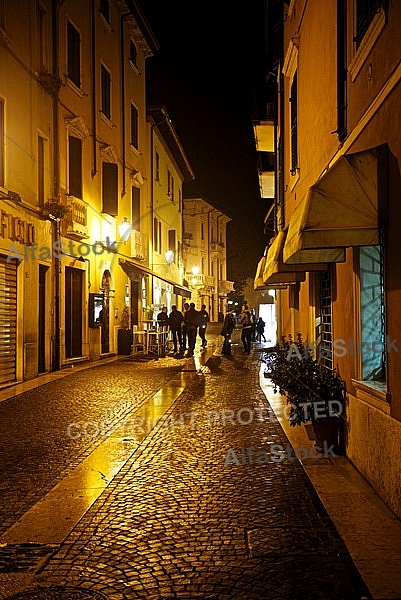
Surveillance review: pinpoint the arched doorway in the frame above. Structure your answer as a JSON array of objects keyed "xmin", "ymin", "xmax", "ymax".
[{"xmin": 100, "ymin": 270, "xmax": 111, "ymax": 354}]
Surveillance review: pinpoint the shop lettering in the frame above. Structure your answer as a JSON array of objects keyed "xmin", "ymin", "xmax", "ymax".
[{"xmin": 0, "ymin": 210, "xmax": 35, "ymax": 245}]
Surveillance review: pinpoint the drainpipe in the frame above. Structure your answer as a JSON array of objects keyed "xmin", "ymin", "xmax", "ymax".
[
  {"xmin": 120, "ymin": 10, "xmax": 131, "ymax": 196},
  {"xmin": 52, "ymin": 0, "xmax": 61, "ymax": 371},
  {"xmin": 91, "ymin": 0, "xmax": 97, "ymax": 177}
]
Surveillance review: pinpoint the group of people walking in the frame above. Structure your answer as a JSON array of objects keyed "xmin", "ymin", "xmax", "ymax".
[
  {"xmin": 157, "ymin": 303, "xmax": 209, "ymax": 357},
  {"xmin": 156, "ymin": 303, "xmax": 267, "ymax": 358}
]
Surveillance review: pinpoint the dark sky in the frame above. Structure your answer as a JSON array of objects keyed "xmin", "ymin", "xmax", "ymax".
[{"xmin": 139, "ymin": 1, "xmax": 269, "ymax": 283}]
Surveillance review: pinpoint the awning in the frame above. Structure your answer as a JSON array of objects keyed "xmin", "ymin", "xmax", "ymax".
[
  {"xmin": 262, "ymin": 229, "xmax": 327, "ymax": 285},
  {"xmin": 119, "ymin": 258, "xmax": 153, "ymax": 281},
  {"xmin": 173, "ymin": 284, "xmax": 192, "ymax": 298},
  {"xmin": 119, "ymin": 259, "xmax": 191, "ymax": 296},
  {"xmin": 283, "ymin": 147, "xmax": 384, "ymax": 264},
  {"xmin": 254, "ymin": 253, "xmax": 267, "ymax": 290}
]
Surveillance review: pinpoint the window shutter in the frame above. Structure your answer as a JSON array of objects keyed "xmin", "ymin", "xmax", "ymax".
[
  {"xmin": 68, "ymin": 136, "xmax": 82, "ymax": 198},
  {"xmin": 102, "ymin": 162, "xmax": 118, "ymax": 216}
]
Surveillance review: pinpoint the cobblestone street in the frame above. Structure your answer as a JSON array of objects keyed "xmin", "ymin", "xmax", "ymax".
[{"xmin": 0, "ymin": 329, "xmax": 372, "ymax": 599}]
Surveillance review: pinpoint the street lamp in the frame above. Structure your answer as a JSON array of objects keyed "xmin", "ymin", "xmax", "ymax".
[
  {"xmin": 165, "ymin": 249, "xmax": 174, "ymax": 264},
  {"xmin": 191, "ymin": 265, "xmax": 200, "ymax": 276}
]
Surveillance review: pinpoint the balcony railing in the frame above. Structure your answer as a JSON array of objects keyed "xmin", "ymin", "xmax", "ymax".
[
  {"xmin": 219, "ymin": 280, "xmax": 235, "ymax": 295},
  {"xmin": 185, "ymin": 272, "xmax": 215, "ymax": 289},
  {"xmin": 64, "ymin": 196, "xmax": 88, "ymax": 240},
  {"xmin": 131, "ymin": 229, "xmax": 148, "ymax": 263}
]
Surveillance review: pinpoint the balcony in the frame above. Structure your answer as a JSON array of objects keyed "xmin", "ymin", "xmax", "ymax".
[
  {"xmin": 185, "ymin": 272, "xmax": 215, "ymax": 291},
  {"xmin": 64, "ymin": 196, "xmax": 88, "ymax": 240},
  {"xmin": 210, "ymin": 241, "xmax": 225, "ymax": 254},
  {"xmin": 219, "ymin": 280, "xmax": 235, "ymax": 295},
  {"xmin": 131, "ymin": 229, "xmax": 148, "ymax": 263}
]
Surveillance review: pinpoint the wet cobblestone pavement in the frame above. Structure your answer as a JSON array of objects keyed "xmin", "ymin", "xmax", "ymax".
[
  {"xmin": 0, "ymin": 333, "xmax": 372, "ymax": 599},
  {"xmin": 0, "ymin": 357, "xmax": 183, "ymax": 534}
]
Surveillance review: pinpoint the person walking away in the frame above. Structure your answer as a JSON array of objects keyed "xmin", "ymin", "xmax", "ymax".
[
  {"xmin": 181, "ymin": 302, "xmax": 190, "ymax": 352},
  {"xmin": 168, "ymin": 305, "xmax": 184, "ymax": 354},
  {"xmin": 184, "ymin": 302, "xmax": 199, "ymax": 356},
  {"xmin": 239, "ymin": 304, "xmax": 252, "ymax": 354},
  {"xmin": 256, "ymin": 316, "xmax": 266, "ymax": 342},
  {"xmin": 221, "ymin": 309, "xmax": 235, "ymax": 356},
  {"xmin": 198, "ymin": 304, "xmax": 209, "ymax": 347}
]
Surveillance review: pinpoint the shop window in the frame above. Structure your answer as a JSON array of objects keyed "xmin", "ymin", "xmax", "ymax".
[{"xmin": 359, "ymin": 245, "xmax": 386, "ymax": 383}]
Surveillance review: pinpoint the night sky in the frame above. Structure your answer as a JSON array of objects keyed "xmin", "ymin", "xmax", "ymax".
[{"xmin": 139, "ymin": 1, "xmax": 270, "ymax": 284}]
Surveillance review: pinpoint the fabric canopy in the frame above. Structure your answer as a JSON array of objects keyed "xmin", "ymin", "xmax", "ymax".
[
  {"xmin": 283, "ymin": 146, "xmax": 383, "ymax": 265},
  {"xmin": 119, "ymin": 259, "xmax": 191, "ymax": 297},
  {"xmin": 262, "ymin": 229, "xmax": 327, "ymax": 285},
  {"xmin": 254, "ymin": 253, "xmax": 267, "ymax": 290}
]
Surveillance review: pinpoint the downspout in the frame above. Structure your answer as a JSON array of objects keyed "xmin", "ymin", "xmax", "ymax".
[
  {"xmin": 121, "ymin": 11, "xmax": 131, "ymax": 196},
  {"xmin": 52, "ymin": 0, "xmax": 61, "ymax": 371},
  {"xmin": 91, "ymin": 0, "xmax": 97, "ymax": 177}
]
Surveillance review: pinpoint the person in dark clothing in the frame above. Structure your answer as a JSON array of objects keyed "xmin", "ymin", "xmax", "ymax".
[
  {"xmin": 221, "ymin": 309, "xmax": 235, "ymax": 357},
  {"xmin": 181, "ymin": 302, "xmax": 190, "ymax": 352},
  {"xmin": 239, "ymin": 304, "xmax": 252, "ymax": 354},
  {"xmin": 256, "ymin": 316, "xmax": 266, "ymax": 342},
  {"xmin": 168, "ymin": 305, "xmax": 184, "ymax": 354},
  {"xmin": 157, "ymin": 306, "xmax": 168, "ymax": 326},
  {"xmin": 184, "ymin": 302, "xmax": 199, "ymax": 356},
  {"xmin": 198, "ymin": 304, "xmax": 209, "ymax": 347}
]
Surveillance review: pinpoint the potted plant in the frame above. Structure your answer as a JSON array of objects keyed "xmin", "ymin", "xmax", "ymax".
[
  {"xmin": 267, "ymin": 333, "xmax": 345, "ymax": 454},
  {"xmin": 117, "ymin": 305, "xmax": 133, "ymax": 355},
  {"xmin": 42, "ymin": 195, "xmax": 70, "ymax": 220}
]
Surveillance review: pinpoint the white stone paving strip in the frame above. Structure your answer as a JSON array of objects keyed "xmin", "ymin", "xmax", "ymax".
[{"xmin": 0, "ymin": 371, "xmax": 197, "ymax": 545}]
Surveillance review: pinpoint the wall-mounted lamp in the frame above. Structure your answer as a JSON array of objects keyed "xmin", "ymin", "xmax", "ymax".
[
  {"xmin": 165, "ymin": 249, "xmax": 174, "ymax": 264},
  {"xmin": 191, "ymin": 265, "xmax": 200, "ymax": 276},
  {"xmin": 118, "ymin": 217, "xmax": 131, "ymax": 242}
]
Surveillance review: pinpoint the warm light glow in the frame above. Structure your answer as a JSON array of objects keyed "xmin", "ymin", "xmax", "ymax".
[
  {"xmin": 165, "ymin": 250, "xmax": 174, "ymax": 264},
  {"xmin": 268, "ymin": 289, "xmax": 276, "ymax": 297},
  {"xmin": 191, "ymin": 265, "xmax": 200, "ymax": 276},
  {"xmin": 118, "ymin": 217, "xmax": 131, "ymax": 241}
]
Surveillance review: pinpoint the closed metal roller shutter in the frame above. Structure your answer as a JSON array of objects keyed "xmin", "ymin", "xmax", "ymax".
[{"xmin": 0, "ymin": 256, "xmax": 17, "ymax": 385}]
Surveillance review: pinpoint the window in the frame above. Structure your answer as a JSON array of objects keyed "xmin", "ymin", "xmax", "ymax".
[
  {"xmin": 0, "ymin": 99, "xmax": 4, "ymax": 187},
  {"xmin": 153, "ymin": 217, "xmax": 161, "ymax": 254},
  {"xmin": 130, "ymin": 103, "xmax": 138, "ymax": 148},
  {"xmin": 155, "ymin": 151, "xmax": 160, "ymax": 181},
  {"xmin": 171, "ymin": 176, "xmax": 175, "ymax": 202},
  {"xmin": 68, "ymin": 135, "xmax": 82, "ymax": 198},
  {"xmin": 168, "ymin": 230, "xmax": 176, "ymax": 257},
  {"xmin": 359, "ymin": 245, "xmax": 386, "ymax": 384},
  {"xmin": 67, "ymin": 20, "xmax": 80, "ymax": 88},
  {"xmin": 129, "ymin": 40, "xmax": 137, "ymax": 67},
  {"xmin": 355, "ymin": 0, "xmax": 384, "ymax": 47},
  {"xmin": 0, "ymin": 0, "xmax": 5, "ymax": 30},
  {"xmin": 167, "ymin": 169, "xmax": 172, "ymax": 196},
  {"xmin": 337, "ymin": 0, "xmax": 347, "ymax": 141},
  {"xmin": 132, "ymin": 186, "xmax": 140, "ymax": 230},
  {"xmin": 315, "ymin": 269, "xmax": 334, "ymax": 370},
  {"xmin": 36, "ymin": 2, "xmax": 47, "ymax": 70},
  {"xmin": 101, "ymin": 64, "xmax": 111, "ymax": 120},
  {"xmin": 99, "ymin": 0, "xmax": 110, "ymax": 24},
  {"xmin": 178, "ymin": 189, "xmax": 182, "ymax": 212},
  {"xmin": 102, "ymin": 162, "xmax": 118, "ymax": 216},
  {"xmin": 290, "ymin": 71, "xmax": 298, "ymax": 174},
  {"xmin": 38, "ymin": 135, "xmax": 45, "ymax": 205},
  {"xmin": 201, "ymin": 222, "xmax": 204, "ymax": 240}
]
